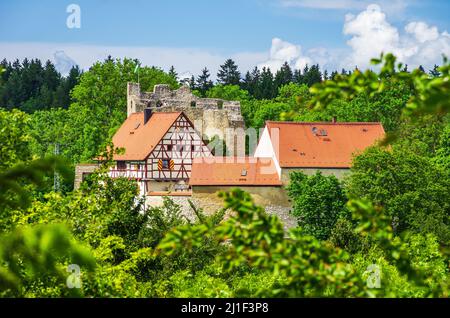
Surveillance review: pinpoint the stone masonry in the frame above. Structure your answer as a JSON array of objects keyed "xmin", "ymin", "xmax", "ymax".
[
  {"xmin": 127, "ymin": 83, "xmax": 246, "ymax": 155},
  {"xmin": 74, "ymin": 163, "xmax": 98, "ymax": 190}
]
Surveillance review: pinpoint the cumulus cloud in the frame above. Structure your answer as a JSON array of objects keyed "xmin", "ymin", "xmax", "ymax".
[
  {"xmin": 342, "ymin": 4, "xmax": 450, "ymax": 69},
  {"xmin": 257, "ymin": 38, "xmax": 311, "ymax": 71},
  {"xmin": 255, "ymin": 4, "xmax": 449, "ymax": 73}
]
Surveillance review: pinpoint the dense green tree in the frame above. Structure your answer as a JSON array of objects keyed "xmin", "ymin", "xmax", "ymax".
[
  {"xmin": 205, "ymin": 84, "xmax": 250, "ymax": 102},
  {"xmin": 259, "ymin": 67, "xmax": 276, "ymax": 99},
  {"xmin": 346, "ymin": 147, "xmax": 450, "ymax": 243},
  {"xmin": 0, "ymin": 58, "xmax": 76, "ymax": 112},
  {"xmin": 287, "ymin": 171, "xmax": 348, "ymax": 240},
  {"xmin": 304, "ymin": 64, "xmax": 322, "ymax": 86},
  {"xmin": 274, "ymin": 62, "xmax": 293, "ymax": 89},
  {"xmin": 168, "ymin": 65, "xmax": 178, "ymax": 81},
  {"xmin": 196, "ymin": 67, "xmax": 213, "ymax": 96},
  {"xmin": 251, "ymin": 101, "xmax": 290, "ymax": 128},
  {"xmin": 0, "ymin": 109, "xmax": 32, "ymax": 170},
  {"xmin": 242, "ymin": 66, "xmax": 262, "ymax": 99},
  {"xmin": 217, "ymin": 59, "xmax": 241, "ymax": 86}
]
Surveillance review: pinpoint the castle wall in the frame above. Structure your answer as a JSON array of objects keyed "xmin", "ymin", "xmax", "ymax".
[{"xmin": 127, "ymin": 83, "xmax": 246, "ymax": 155}]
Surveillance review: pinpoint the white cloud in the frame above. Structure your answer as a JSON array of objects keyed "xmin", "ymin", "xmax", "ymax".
[
  {"xmin": 254, "ymin": 4, "xmax": 449, "ymax": 73},
  {"xmin": 257, "ymin": 38, "xmax": 311, "ymax": 71},
  {"xmin": 342, "ymin": 4, "xmax": 450, "ymax": 69},
  {"xmin": 343, "ymin": 4, "xmax": 402, "ymax": 68},
  {"xmin": 405, "ymin": 21, "xmax": 439, "ymax": 43}
]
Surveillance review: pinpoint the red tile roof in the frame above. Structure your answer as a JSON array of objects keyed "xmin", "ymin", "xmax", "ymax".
[
  {"xmin": 265, "ymin": 121, "xmax": 385, "ymax": 168},
  {"xmin": 112, "ymin": 112, "xmax": 182, "ymax": 161},
  {"xmin": 189, "ymin": 157, "xmax": 282, "ymax": 186}
]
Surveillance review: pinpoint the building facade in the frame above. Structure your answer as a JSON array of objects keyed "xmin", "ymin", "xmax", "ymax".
[{"xmin": 109, "ymin": 110, "xmax": 212, "ymax": 195}]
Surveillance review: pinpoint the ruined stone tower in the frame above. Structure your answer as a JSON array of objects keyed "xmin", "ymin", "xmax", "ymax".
[{"xmin": 127, "ymin": 82, "xmax": 246, "ymax": 155}]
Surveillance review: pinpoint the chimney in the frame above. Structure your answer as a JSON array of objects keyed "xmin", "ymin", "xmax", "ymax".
[
  {"xmin": 144, "ymin": 108, "xmax": 152, "ymax": 124},
  {"xmin": 331, "ymin": 116, "xmax": 337, "ymax": 123}
]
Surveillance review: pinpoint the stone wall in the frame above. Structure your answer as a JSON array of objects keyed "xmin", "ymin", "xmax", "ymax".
[
  {"xmin": 74, "ymin": 163, "xmax": 98, "ymax": 190},
  {"xmin": 192, "ymin": 185, "xmax": 290, "ymax": 209},
  {"xmin": 127, "ymin": 83, "xmax": 246, "ymax": 155}
]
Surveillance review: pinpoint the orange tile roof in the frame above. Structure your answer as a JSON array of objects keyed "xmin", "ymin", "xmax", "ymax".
[
  {"xmin": 189, "ymin": 157, "xmax": 282, "ymax": 186},
  {"xmin": 112, "ymin": 112, "xmax": 182, "ymax": 161},
  {"xmin": 265, "ymin": 121, "xmax": 385, "ymax": 168}
]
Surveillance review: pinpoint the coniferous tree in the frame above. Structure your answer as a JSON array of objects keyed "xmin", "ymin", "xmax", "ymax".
[
  {"xmin": 217, "ymin": 58, "xmax": 241, "ymax": 85},
  {"xmin": 196, "ymin": 67, "xmax": 213, "ymax": 96},
  {"xmin": 293, "ymin": 69, "xmax": 303, "ymax": 85},
  {"xmin": 304, "ymin": 64, "xmax": 322, "ymax": 87},
  {"xmin": 243, "ymin": 66, "xmax": 262, "ymax": 99},
  {"xmin": 274, "ymin": 62, "xmax": 293, "ymax": 90},
  {"xmin": 188, "ymin": 75, "xmax": 196, "ymax": 90},
  {"xmin": 168, "ymin": 65, "xmax": 178, "ymax": 81},
  {"xmin": 259, "ymin": 67, "xmax": 275, "ymax": 99},
  {"xmin": 0, "ymin": 58, "xmax": 80, "ymax": 112}
]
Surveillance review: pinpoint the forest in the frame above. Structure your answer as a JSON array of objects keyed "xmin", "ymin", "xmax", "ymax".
[{"xmin": 0, "ymin": 53, "xmax": 449, "ymax": 297}]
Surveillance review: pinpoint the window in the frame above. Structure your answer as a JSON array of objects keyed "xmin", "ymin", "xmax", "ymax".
[
  {"xmin": 191, "ymin": 145, "xmax": 195, "ymax": 152},
  {"xmin": 166, "ymin": 144, "xmax": 173, "ymax": 152},
  {"xmin": 162, "ymin": 159, "xmax": 170, "ymax": 169},
  {"xmin": 117, "ymin": 161, "xmax": 126, "ymax": 170}
]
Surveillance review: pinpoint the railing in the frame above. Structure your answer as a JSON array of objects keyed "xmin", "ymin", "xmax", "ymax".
[{"xmin": 109, "ymin": 169, "xmax": 146, "ymax": 179}]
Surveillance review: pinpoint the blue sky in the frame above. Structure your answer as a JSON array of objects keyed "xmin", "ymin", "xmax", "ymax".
[{"xmin": 1, "ymin": 0, "xmax": 449, "ymax": 77}]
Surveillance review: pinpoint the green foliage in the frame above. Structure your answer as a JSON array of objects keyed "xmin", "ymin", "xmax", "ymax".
[
  {"xmin": 1, "ymin": 53, "xmax": 449, "ymax": 298},
  {"xmin": 217, "ymin": 59, "xmax": 241, "ymax": 86},
  {"xmin": 0, "ymin": 109, "xmax": 32, "ymax": 169},
  {"xmin": 309, "ymin": 53, "xmax": 450, "ymax": 120},
  {"xmin": 138, "ymin": 197, "xmax": 185, "ymax": 248},
  {"xmin": 287, "ymin": 171, "xmax": 349, "ymax": 240},
  {"xmin": 348, "ymin": 199, "xmax": 448, "ymax": 297},
  {"xmin": 0, "ymin": 58, "xmax": 80, "ymax": 112},
  {"xmin": 346, "ymin": 147, "xmax": 450, "ymax": 243},
  {"xmin": 0, "ymin": 224, "xmax": 95, "ymax": 297},
  {"xmin": 206, "ymin": 84, "xmax": 250, "ymax": 101},
  {"xmin": 247, "ymin": 100, "xmax": 290, "ymax": 128},
  {"xmin": 329, "ymin": 217, "xmax": 368, "ymax": 253}
]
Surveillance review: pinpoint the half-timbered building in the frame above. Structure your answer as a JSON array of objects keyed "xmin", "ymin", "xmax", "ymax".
[{"xmin": 109, "ymin": 109, "xmax": 212, "ymax": 196}]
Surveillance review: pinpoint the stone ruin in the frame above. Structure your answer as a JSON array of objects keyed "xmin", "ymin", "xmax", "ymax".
[{"xmin": 127, "ymin": 83, "xmax": 246, "ymax": 155}]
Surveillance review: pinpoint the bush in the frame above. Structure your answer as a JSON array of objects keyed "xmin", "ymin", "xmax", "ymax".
[{"xmin": 287, "ymin": 171, "xmax": 348, "ymax": 240}]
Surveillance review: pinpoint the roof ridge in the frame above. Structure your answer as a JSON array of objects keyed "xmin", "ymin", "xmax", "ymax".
[{"xmin": 266, "ymin": 121, "xmax": 383, "ymax": 125}]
